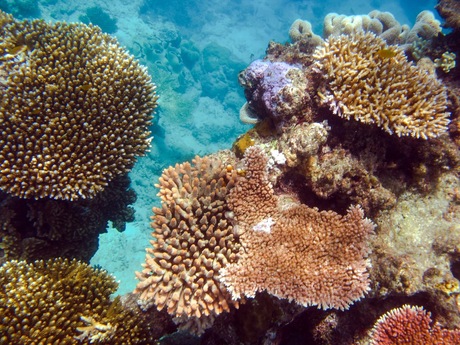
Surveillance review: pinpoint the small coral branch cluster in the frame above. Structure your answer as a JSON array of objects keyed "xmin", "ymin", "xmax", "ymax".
[{"xmin": 135, "ymin": 146, "xmax": 375, "ymax": 334}]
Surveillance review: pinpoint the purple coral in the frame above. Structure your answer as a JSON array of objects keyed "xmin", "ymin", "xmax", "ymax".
[{"xmin": 239, "ymin": 59, "xmax": 310, "ymax": 125}]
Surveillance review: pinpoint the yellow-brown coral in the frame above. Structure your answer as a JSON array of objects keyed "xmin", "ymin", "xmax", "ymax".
[
  {"xmin": 233, "ymin": 131, "xmax": 255, "ymax": 157},
  {"xmin": 0, "ymin": 12, "xmax": 157, "ymax": 200},
  {"xmin": 219, "ymin": 147, "xmax": 375, "ymax": 310},
  {"xmin": 134, "ymin": 155, "xmax": 240, "ymax": 333},
  {"xmin": 0, "ymin": 258, "xmax": 155, "ymax": 344},
  {"xmin": 314, "ymin": 31, "xmax": 450, "ymax": 139}
]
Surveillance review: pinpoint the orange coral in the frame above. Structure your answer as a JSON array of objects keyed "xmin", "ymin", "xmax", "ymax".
[
  {"xmin": 134, "ymin": 155, "xmax": 240, "ymax": 334},
  {"xmin": 220, "ymin": 146, "xmax": 375, "ymax": 310},
  {"xmin": 370, "ymin": 305, "xmax": 460, "ymax": 344}
]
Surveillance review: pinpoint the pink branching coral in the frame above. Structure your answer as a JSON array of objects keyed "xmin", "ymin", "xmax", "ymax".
[
  {"xmin": 219, "ymin": 146, "xmax": 375, "ymax": 310},
  {"xmin": 370, "ymin": 304, "xmax": 460, "ymax": 344}
]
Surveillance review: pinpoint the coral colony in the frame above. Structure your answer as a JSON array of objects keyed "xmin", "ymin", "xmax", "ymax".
[{"xmin": 1, "ymin": 2, "xmax": 460, "ymax": 344}]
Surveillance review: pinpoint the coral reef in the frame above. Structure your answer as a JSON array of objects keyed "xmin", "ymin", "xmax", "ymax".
[
  {"xmin": 369, "ymin": 305, "xmax": 460, "ymax": 344},
  {"xmin": 220, "ymin": 147, "xmax": 375, "ymax": 310},
  {"xmin": 0, "ymin": 258, "xmax": 166, "ymax": 344},
  {"xmin": 215, "ymin": 7, "xmax": 460, "ymax": 344},
  {"xmin": 1, "ymin": 3, "xmax": 458, "ymax": 344},
  {"xmin": 314, "ymin": 31, "xmax": 450, "ymax": 139},
  {"xmin": 0, "ymin": 11, "xmax": 157, "ymax": 200},
  {"xmin": 135, "ymin": 154, "xmax": 241, "ymax": 334}
]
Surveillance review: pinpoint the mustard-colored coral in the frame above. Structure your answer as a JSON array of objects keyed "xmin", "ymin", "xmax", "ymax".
[
  {"xmin": 233, "ymin": 131, "xmax": 255, "ymax": 157},
  {"xmin": 0, "ymin": 11, "xmax": 157, "ymax": 200},
  {"xmin": 314, "ymin": 31, "xmax": 450, "ymax": 139},
  {"xmin": 435, "ymin": 51, "xmax": 456, "ymax": 73},
  {"xmin": 0, "ymin": 258, "xmax": 155, "ymax": 344},
  {"xmin": 135, "ymin": 155, "xmax": 240, "ymax": 334}
]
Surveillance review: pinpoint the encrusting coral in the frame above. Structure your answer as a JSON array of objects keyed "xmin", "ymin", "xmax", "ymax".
[
  {"xmin": 314, "ymin": 31, "xmax": 450, "ymax": 139},
  {"xmin": 369, "ymin": 305, "xmax": 460, "ymax": 345},
  {"xmin": 238, "ymin": 59, "xmax": 311, "ymax": 127},
  {"xmin": 219, "ymin": 147, "xmax": 375, "ymax": 310},
  {"xmin": 134, "ymin": 154, "xmax": 241, "ymax": 334},
  {"xmin": 0, "ymin": 258, "xmax": 157, "ymax": 344},
  {"xmin": 0, "ymin": 11, "xmax": 157, "ymax": 200}
]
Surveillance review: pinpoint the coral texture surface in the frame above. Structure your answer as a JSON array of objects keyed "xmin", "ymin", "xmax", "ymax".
[
  {"xmin": 314, "ymin": 31, "xmax": 449, "ymax": 139},
  {"xmin": 220, "ymin": 147, "xmax": 375, "ymax": 310},
  {"xmin": 135, "ymin": 155, "xmax": 240, "ymax": 333},
  {"xmin": 0, "ymin": 258, "xmax": 156, "ymax": 344},
  {"xmin": 0, "ymin": 11, "xmax": 157, "ymax": 200},
  {"xmin": 239, "ymin": 59, "xmax": 310, "ymax": 126}
]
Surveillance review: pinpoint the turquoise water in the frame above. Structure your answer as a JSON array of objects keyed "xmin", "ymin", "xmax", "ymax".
[{"xmin": 0, "ymin": 0, "xmax": 440, "ymax": 294}]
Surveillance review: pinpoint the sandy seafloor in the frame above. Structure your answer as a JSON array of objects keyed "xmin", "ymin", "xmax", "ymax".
[{"xmin": 7, "ymin": 0, "xmax": 440, "ymax": 295}]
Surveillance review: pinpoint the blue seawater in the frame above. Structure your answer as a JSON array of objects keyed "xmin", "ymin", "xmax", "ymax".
[{"xmin": 11, "ymin": 0, "xmax": 438, "ymax": 295}]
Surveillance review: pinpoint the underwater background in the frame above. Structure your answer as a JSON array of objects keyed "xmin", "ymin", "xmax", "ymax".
[
  {"xmin": 2, "ymin": 0, "xmax": 460, "ymax": 343},
  {"xmin": 1, "ymin": 0, "xmax": 440, "ymax": 296}
]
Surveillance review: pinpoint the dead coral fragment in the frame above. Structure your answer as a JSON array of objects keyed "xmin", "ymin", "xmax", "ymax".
[
  {"xmin": 314, "ymin": 31, "xmax": 450, "ymax": 139},
  {"xmin": 135, "ymin": 155, "xmax": 240, "ymax": 333},
  {"xmin": 220, "ymin": 147, "xmax": 375, "ymax": 310},
  {"xmin": 370, "ymin": 305, "xmax": 460, "ymax": 344}
]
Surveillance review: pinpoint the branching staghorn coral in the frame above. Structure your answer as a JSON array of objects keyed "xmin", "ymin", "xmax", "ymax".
[
  {"xmin": 313, "ymin": 31, "xmax": 450, "ymax": 139},
  {"xmin": 219, "ymin": 146, "xmax": 375, "ymax": 310},
  {"xmin": 0, "ymin": 11, "xmax": 157, "ymax": 200},
  {"xmin": 135, "ymin": 155, "xmax": 241, "ymax": 334}
]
